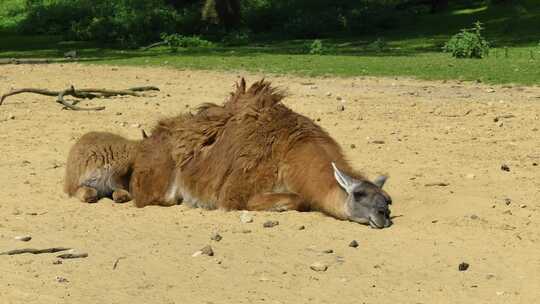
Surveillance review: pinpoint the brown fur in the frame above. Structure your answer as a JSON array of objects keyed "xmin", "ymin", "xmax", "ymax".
[
  {"xmin": 131, "ymin": 79, "xmax": 370, "ymax": 221},
  {"xmin": 64, "ymin": 131, "xmax": 140, "ymax": 203}
]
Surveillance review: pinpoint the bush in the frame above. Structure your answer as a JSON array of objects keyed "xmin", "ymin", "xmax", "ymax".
[
  {"xmin": 308, "ymin": 39, "xmax": 324, "ymax": 55},
  {"xmin": 443, "ymin": 21, "xmax": 490, "ymax": 59},
  {"xmin": 222, "ymin": 29, "xmax": 250, "ymax": 46},
  {"xmin": 160, "ymin": 33, "xmax": 213, "ymax": 52}
]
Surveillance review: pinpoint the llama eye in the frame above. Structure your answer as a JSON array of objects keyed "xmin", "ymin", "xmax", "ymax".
[{"xmin": 353, "ymin": 191, "xmax": 366, "ymax": 200}]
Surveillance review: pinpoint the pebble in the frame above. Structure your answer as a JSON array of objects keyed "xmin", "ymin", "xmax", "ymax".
[
  {"xmin": 14, "ymin": 235, "xmax": 32, "ymax": 242},
  {"xmin": 458, "ymin": 262, "xmax": 470, "ymax": 271},
  {"xmin": 322, "ymin": 249, "xmax": 334, "ymax": 254},
  {"xmin": 336, "ymin": 96, "xmax": 343, "ymax": 101},
  {"xmin": 350, "ymin": 144, "xmax": 356, "ymax": 149},
  {"xmin": 326, "ymin": 92, "xmax": 332, "ymax": 97},
  {"xmin": 298, "ymin": 225, "xmax": 305, "ymax": 230},
  {"xmin": 501, "ymin": 164, "xmax": 510, "ymax": 172},
  {"xmin": 504, "ymin": 198, "xmax": 512, "ymax": 205},
  {"xmin": 6, "ymin": 113, "xmax": 15, "ymax": 120},
  {"xmin": 55, "ymin": 276, "xmax": 69, "ymax": 283},
  {"xmin": 131, "ymin": 123, "xmax": 141, "ymax": 129},
  {"xmin": 519, "ymin": 204, "xmax": 527, "ymax": 209},
  {"xmin": 201, "ymin": 245, "xmax": 214, "ymax": 256},
  {"xmin": 349, "ymin": 240, "xmax": 359, "ymax": 248},
  {"xmin": 210, "ymin": 232, "xmax": 222, "ymax": 242},
  {"xmin": 310, "ymin": 262, "xmax": 328, "ymax": 272},
  {"xmin": 263, "ymin": 220, "xmax": 279, "ymax": 228},
  {"xmin": 193, "ymin": 245, "xmax": 214, "ymax": 257},
  {"xmin": 240, "ymin": 211, "xmax": 253, "ymax": 223},
  {"xmin": 371, "ymin": 140, "xmax": 385, "ymax": 144},
  {"xmin": 470, "ymin": 214, "xmax": 479, "ymax": 220},
  {"xmin": 336, "ymin": 104, "xmax": 345, "ymax": 111}
]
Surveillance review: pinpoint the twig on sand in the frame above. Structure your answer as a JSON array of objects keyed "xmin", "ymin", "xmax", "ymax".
[
  {"xmin": 0, "ymin": 247, "xmax": 71, "ymax": 255},
  {"xmin": 0, "ymin": 85, "xmax": 160, "ymax": 111}
]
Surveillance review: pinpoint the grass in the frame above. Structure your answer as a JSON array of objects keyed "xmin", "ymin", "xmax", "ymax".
[{"xmin": 1, "ymin": 0, "xmax": 539, "ymax": 85}]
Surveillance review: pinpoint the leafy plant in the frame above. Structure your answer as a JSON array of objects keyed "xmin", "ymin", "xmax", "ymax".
[
  {"xmin": 160, "ymin": 33, "xmax": 214, "ymax": 52},
  {"xmin": 443, "ymin": 21, "xmax": 490, "ymax": 59},
  {"xmin": 222, "ymin": 29, "xmax": 250, "ymax": 46},
  {"xmin": 367, "ymin": 37, "xmax": 388, "ymax": 52},
  {"xmin": 308, "ymin": 39, "xmax": 324, "ymax": 55}
]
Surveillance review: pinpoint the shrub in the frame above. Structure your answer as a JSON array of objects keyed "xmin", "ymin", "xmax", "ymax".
[
  {"xmin": 308, "ymin": 39, "xmax": 324, "ymax": 55},
  {"xmin": 367, "ymin": 37, "xmax": 388, "ymax": 52},
  {"xmin": 443, "ymin": 21, "xmax": 490, "ymax": 59},
  {"xmin": 160, "ymin": 33, "xmax": 213, "ymax": 52},
  {"xmin": 222, "ymin": 29, "xmax": 250, "ymax": 46}
]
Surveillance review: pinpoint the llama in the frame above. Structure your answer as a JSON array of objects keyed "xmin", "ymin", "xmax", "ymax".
[
  {"xmin": 64, "ymin": 130, "xmax": 147, "ymax": 203},
  {"xmin": 131, "ymin": 79, "xmax": 393, "ymax": 228}
]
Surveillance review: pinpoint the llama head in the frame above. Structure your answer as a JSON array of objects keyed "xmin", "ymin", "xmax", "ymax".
[{"xmin": 331, "ymin": 163, "xmax": 392, "ymax": 229}]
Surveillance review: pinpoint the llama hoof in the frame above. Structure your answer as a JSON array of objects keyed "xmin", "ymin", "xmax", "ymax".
[
  {"xmin": 112, "ymin": 190, "xmax": 132, "ymax": 203},
  {"xmin": 75, "ymin": 187, "xmax": 99, "ymax": 203}
]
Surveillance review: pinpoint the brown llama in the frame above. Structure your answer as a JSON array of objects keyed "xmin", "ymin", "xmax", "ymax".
[
  {"xmin": 64, "ymin": 130, "xmax": 148, "ymax": 203},
  {"xmin": 131, "ymin": 79, "xmax": 393, "ymax": 228}
]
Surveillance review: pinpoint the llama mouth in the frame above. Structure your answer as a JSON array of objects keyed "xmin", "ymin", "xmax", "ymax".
[{"xmin": 369, "ymin": 216, "xmax": 391, "ymax": 229}]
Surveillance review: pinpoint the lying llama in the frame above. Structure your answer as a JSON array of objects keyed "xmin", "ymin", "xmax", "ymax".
[
  {"xmin": 64, "ymin": 130, "xmax": 147, "ymax": 203},
  {"xmin": 131, "ymin": 79, "xmax": 393, "ymax": 228}
]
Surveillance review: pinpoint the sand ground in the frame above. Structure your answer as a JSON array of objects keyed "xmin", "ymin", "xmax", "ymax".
[{"xmin": 0, "ymin": 64, "xmax": 539, "ymax": 304}]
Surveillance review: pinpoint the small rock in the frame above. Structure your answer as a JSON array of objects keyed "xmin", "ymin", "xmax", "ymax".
[
  {"xmin": 131, "ymin": 123, "xmax": 141, "ymax": 129},
  {"xmin": 115, "ymin": 112, "xmax": 122, "ymax": 116},
  {"xmin": 6, "ymin": 113, "xmax": 15, "ymax": 120},
  {"xmin": 458, "ymin": 262, "xmax": 469, "ymax": 271},
  {"xmin": 201, "ymin": 245, "xmax": 214, "ymax": 256},
  {"xmin": 322, "ymin": 249, "xmax": 334, "ymax": 254},
  {"xmin": 326, "ymin": 92, "xmax": 332, "ymax": 97},
  {"xmin": 533, "ymin": 162, "xmax": 538, "ymax": 166},
  {"xmin": 496, "ymin": 291, "xmax": 505, "ymax": 296},
  {"xmin": 52, "ymin": 260, "xmax": 63, "ymax": 265},
  {"xmin": 502, "ymin": 210, "xmax": 512, "ymax": 215},
  {"xmin": 263, "ymin": 220, "xmax": 279, "ymax": 228},
  {"xmin": 504, "ymin": 198, "xmax": 512, "ymax": 205},
  {"xmin": 501, "ymin": 164, "xmax": 510, "ymax": 172},
  {"xmin": 310, "ymin": 262, "xmax": 328, "ymax": 272},
  {"xmin": 298, "ymin": 225, "xmax": 305, "ymax": 230},
  {"xmin": 371, "ymin": 140, "xmax": 385, "ymax": 144},
  {"xmin": 240, "ymin": 211, "xmax": 253, "ymax": 223},
  {"xmin": 470, "ymin": 214, "xmax": 479, "ymax": 220},
  {"xmin": 349, "ymin": 240, "xmax": 359, "ymax": 248},
  {"xmin": 56, "ymin": 276, "xmax": 69, "ymax": 283},
  {"xmin": 485, "ymin": 274, "xmax": 496, "ymax": 280},
  {"xmin": 210, "ymin": 232, "xmax": 222, "ymax": 242},
  {"xmin": 336, "ymin": 104, "xmax": 345, "ymax": 112},
  {"xmin": 336, "ymin": 96, "xmax": 343, "ymax": 101},
  {"xmin": 519, "ymin": 204, "xmax": 527, "ymax": 209},
  {"xmin": 350, "ymin": 144, "xmax": 356, "ymax": 149},
  {"xmin": 14, "ymin": 235, "xmax": 32, "ymax": 242}
]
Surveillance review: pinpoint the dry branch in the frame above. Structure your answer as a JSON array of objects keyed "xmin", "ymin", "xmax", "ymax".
[
  {"xmin": 0, "ymin": 85, "xmax": 160, "ymax": 111},
  {"xmin": 0, "ymin": 247, "xmax": 71, "ymax": 255}
]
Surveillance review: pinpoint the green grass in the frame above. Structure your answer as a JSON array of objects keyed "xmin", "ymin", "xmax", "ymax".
[{"xmin": 1, "ymin": 1, "xmax": 539, "ymax": 85}]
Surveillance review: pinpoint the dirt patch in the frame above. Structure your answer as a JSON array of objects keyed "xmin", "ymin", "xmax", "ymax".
[{"xmin": 0, "ymin": 64, "xmax": 539, "ymax": 303}]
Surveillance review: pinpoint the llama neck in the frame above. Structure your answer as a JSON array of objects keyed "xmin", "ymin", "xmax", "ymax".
[{"xmin": 311, "ymin": 185, "xmax": 349, "ymax": 220}]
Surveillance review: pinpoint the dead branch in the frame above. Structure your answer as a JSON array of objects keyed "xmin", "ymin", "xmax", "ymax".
[
  {"xmin": 0, "ymin": 247, "xmax": 71, "ymax": 255},
  {"xmin": 140, "ymin": 41, "xmax": 167, "ymax": 51},
  {"xmin": 57, "ymin": 252, "xmax": 88, "ymax": 259},
  {"xmin": 0, "ymin": 85, "xmax": 160, "ymax": 111}
]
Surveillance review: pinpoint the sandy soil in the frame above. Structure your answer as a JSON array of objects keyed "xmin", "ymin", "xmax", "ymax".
[{"xmin": 0, "ymin": 64, "xmax": 539, "ymax": 304}]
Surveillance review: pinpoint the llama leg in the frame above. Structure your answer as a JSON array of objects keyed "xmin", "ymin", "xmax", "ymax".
[
  {"xmin": 74, "ymin": 186, "xmax": 99, "ymax": 203},
  {"xmin": 112, "ymin": 189, "xmax": 132, "ymax": 203},
  {"xmin": 246, "ymin": 193, "xmax": 309, "ymax": 212}
]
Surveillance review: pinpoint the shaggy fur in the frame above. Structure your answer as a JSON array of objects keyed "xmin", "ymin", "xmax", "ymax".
[
  {"xmin": 131, "ymin": 79, "xmax": 373, "ymax": 221},
  {"xmin": 64, "ymin": 131, "xmax": 140, "ymax": 203}
]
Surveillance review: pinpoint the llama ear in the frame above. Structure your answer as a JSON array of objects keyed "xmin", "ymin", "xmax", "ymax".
[
  {"xmin": 373, "ymin": 175, "xmax": 388, "ymax": 188},
  {"xmin": 331, "ymin": 162, "xmax": 355, "ymax": 194},
  {"xmin": 239, "ymin": 78, "xmax": 246, "ymax": 93},
  {"xmin": 141, "ymin": 129, "xmax": 149, "ymax": 139}
]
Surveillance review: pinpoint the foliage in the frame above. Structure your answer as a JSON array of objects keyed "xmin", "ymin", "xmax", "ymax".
[
  {"xmin": 222, "ymin": 29, "xmax": 250, "ymax": 46},
  {"xmin": 308, "ymin": 39, "xmax": 324, "ymax": 55},
  {"xmin": 160, "ymin": 33, "xmax": 213, "ymax": 52},
  {"xmin": 367, "ymin": 38, "xmax": 388, "ymax": 52},
  {"xmin": 443, "ymin": 21, "xmax": 490, "ymax": 58}
]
